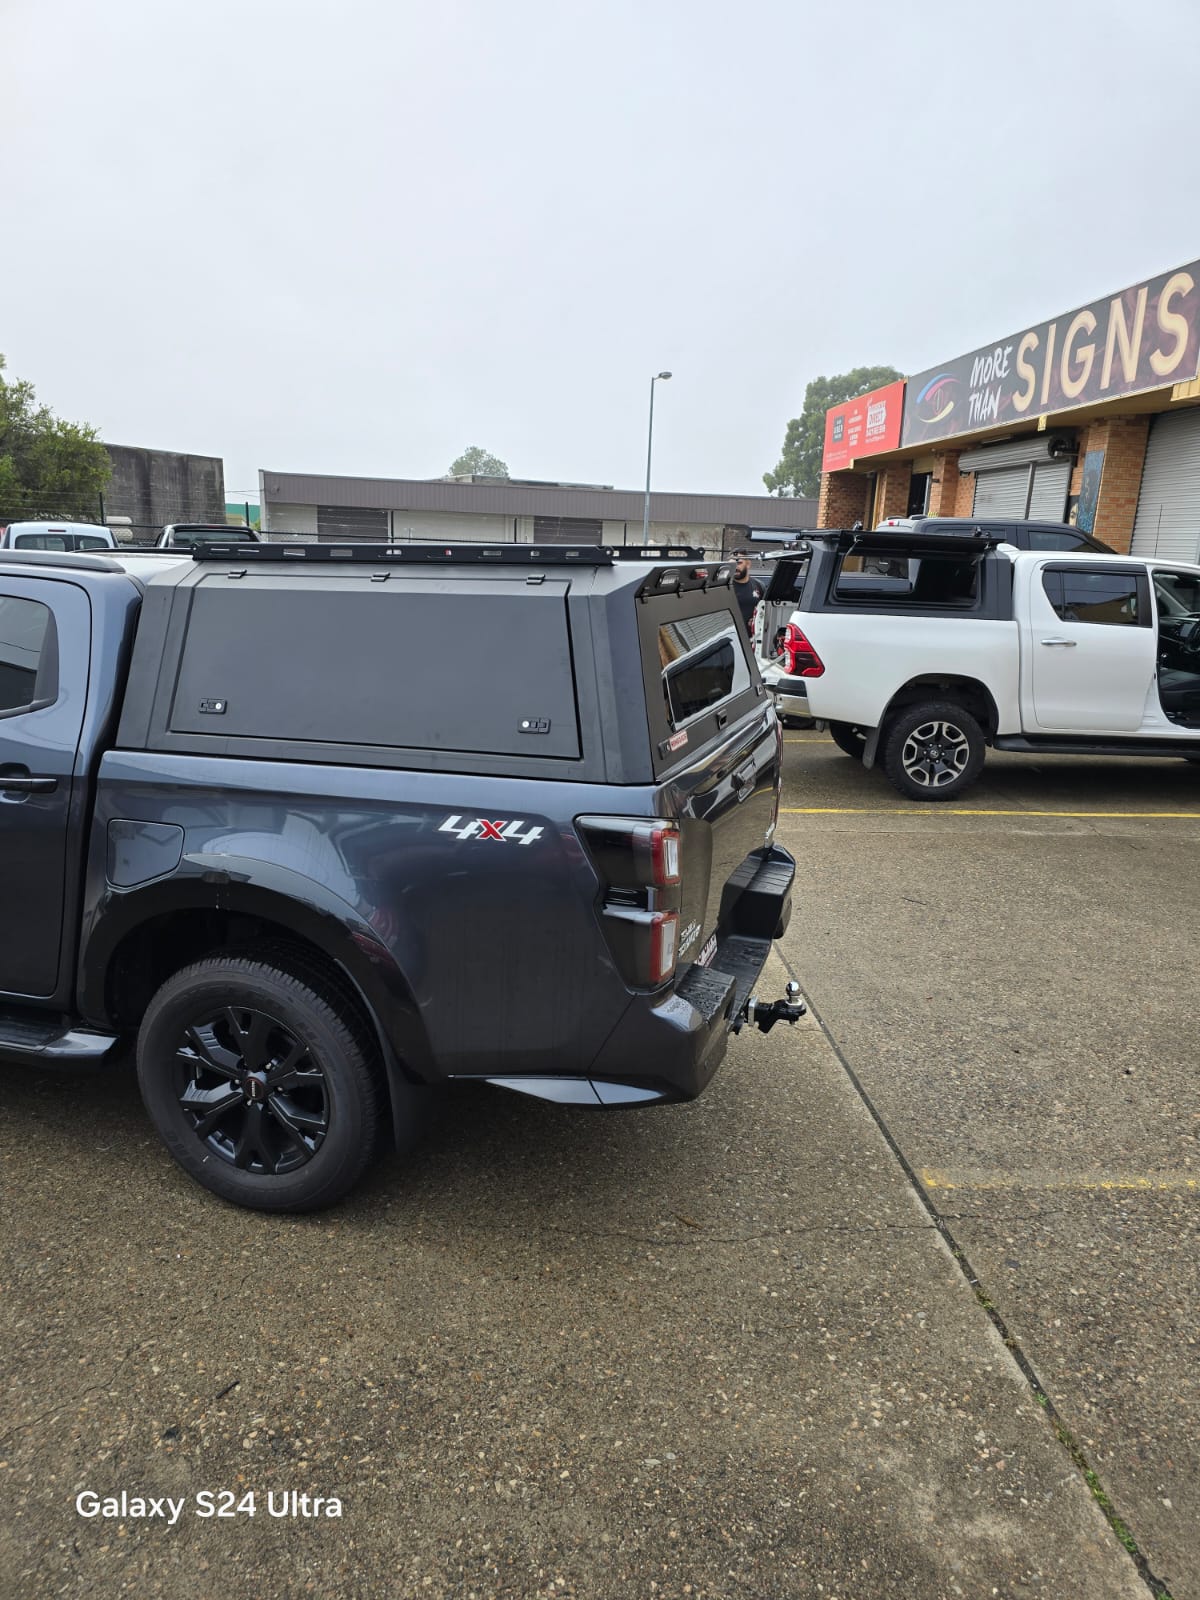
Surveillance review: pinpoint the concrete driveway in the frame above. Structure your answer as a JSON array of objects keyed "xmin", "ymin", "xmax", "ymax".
[
  {"xmin": 0, "ymin": 735, "xmax": 1194, "ymax": 1598},
  {"xmin": 777, "ymin": 730, "xmax": 1200, "ymax": 1600}
]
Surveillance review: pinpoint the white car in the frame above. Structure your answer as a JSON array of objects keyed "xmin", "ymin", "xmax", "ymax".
[{"xmin": 0, "ymin": 520, "xmax": 115, "ymax": 551}]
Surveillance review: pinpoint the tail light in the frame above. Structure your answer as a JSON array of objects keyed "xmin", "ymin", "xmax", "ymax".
[
  {"xmin": 781, "ymin": 622, "xmax": 824, "ymax": 677},
  {"xmin": 575, "ymin": 817, "xmax": 683, "ymax": 988},
  {"xmin": 648, "ymin": 911, "xmax": 679, "ymax": 985},
  {"xmin": 649, "ymin": 824, "xmax": 681, "ymax": 886},
  {"xmin": 577, "ymin": 817, "xmax": 681, "ymax": 888}
]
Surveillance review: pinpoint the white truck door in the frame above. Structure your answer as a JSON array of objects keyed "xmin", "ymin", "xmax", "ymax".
[{"xmin": 1024, "ymin": 560, "xmax": 1155, "ymax": 732}]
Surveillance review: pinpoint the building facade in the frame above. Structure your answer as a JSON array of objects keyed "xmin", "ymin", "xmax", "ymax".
[
  {"xmin": 258, "ymin": 470, "xmax": 817, "ymax": 555},
  {"xmin": 817, "ymin": 259, "xmax": 1200, "ymax": 558}
]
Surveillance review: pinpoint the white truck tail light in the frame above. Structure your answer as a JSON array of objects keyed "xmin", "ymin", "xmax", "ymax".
[{"xmin": 782, "ymin": 622, "xmax": 825, "ymax": 677}]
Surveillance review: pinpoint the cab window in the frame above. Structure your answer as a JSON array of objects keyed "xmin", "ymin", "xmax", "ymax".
[
  {"xmin": 1041, "ymin": 566, "xmax": 1148, "ymax": 626},
  {"xmin": 0, "ymin": 595, "xmax": 56, "ymax": 713}
]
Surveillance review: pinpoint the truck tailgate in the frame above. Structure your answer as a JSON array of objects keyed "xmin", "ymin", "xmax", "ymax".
[{"xmin": 664, "ymin": 708, "xmax": 782, "ymax": 962}]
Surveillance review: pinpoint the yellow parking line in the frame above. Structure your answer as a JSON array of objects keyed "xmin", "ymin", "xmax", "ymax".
[
  {"xmin": 921, "ymin": 1168, "xmax": 1199, "ymax": 1193},
  {"xmin": 779, "ymin": 807, "xmax": 1200, "ymax": 818}
]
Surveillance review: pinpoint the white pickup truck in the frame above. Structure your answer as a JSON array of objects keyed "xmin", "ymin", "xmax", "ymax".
[{"xmin": 754, "ymin": 528, "xmax": 1200, "ymax": 800}]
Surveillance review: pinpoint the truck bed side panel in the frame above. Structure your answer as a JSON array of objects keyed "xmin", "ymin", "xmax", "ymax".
[
  {"xmin": 84, "ymin": 752, "xmax": 652, "ymax": 1081},
  {"xmin": 801, "ymin": 616, "xmax": 1021, "ymax": 732}
]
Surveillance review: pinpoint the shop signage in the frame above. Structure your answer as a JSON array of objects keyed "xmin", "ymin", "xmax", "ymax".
[
  {"xmin": 822, "ymin": 380, "xmax": 905, "ymax": 472},
  {"xmin": 900, "ymin": 261, "xmax": 1200, "ymax": 448}
]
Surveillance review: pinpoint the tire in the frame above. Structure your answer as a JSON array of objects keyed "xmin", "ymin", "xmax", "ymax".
[
  {"xmin": 137, "ymin": 955, "xmax": 384, "ymax": 1212},
  {"xmin": 828, "ymin": 720, "xmax": 868, "ymax": 760},
  {"xmin": 880, "ymin": 700, "xmax": 985, "ymax": 802}
]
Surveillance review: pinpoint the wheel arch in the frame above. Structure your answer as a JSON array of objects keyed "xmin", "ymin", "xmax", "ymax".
[
  {"xmin": 865, "ymin": 675, "xmax": 999, "ymax": 769},
  {"xmin": 81, "ymin": 870, "xmax": 434, "ymax": 1139}
]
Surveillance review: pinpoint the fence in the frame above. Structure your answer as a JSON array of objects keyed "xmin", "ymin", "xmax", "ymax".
[{"xmin": 0, "ymin": 494, "xmax": 259, "ymax": 546}]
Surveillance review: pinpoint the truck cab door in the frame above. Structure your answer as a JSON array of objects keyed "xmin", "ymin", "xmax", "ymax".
[
  {"xmin": 0, "ymin": 578, "xmax": 91, "ymax": 999},
  {"xmin": 1025, "ymin": 561, "xmax": 1155, "ymax": 733}
]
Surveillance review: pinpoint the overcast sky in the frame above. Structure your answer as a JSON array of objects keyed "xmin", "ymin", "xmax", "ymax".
[{"xmin": 5, "ymin": 0, "xmax": 1199, "ymax": 500}]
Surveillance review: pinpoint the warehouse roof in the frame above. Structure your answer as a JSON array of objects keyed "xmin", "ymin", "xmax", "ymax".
[{"xmin": 259, "ymin": 469, "xmax": 817, "ymax": 527}]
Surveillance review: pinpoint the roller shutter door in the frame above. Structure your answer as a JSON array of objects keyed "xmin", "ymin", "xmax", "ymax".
[
  {"xmin": 972, "ymin": 459, "xmax": 1070, "ymax": 520},
  {"xmin": 972, "ymin": 467, "xmax": 1029, "ymax": 518},
  {"xmin": 316, "ymin": 505, "xmax": 388, "ymax": 542},
  {"xmin": 533, "ymin": 515, "xmax": 603, "ymax": 543},
  {"xmin": 1027, "ymin": 459, "xmax": 1071, "ymax": 521},
  {"xmin": 1130, "ymin": 409, "xmax": 1200, "ymax": 562}
]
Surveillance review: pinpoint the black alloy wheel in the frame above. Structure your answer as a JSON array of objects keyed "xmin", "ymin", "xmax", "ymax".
[
  {"xmin": 175, "ymin": 1006, "xmax": 329, "ymax": 1175},
  {"xmin": 138, "ymin": 956, "xmax": 385, "ymax": 1212}
]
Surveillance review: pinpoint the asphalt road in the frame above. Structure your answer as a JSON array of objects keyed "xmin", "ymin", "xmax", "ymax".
[{"xmin": 0, "ymin": 736, "xmax": 1195, "ymax": 1599}]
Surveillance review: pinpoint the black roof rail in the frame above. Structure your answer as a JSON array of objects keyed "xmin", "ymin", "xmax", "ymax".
[
  {"xmin": 190, "ymin": 541, "xmax": 708, "ymax": 566},
  {"xmin": 804, "ymin": 528, "xmax": 1007, "ymax": 555}
]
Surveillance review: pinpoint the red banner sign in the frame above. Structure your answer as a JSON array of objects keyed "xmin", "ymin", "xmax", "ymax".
[{"xmin": 822, "ymin": 380, "xmax": 905, "ymax": 472}]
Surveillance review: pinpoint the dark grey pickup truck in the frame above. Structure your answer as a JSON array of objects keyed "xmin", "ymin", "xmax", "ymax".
[{"xmin": 0, "ymin": 541, "xmax": 799, "ymax": 1211}]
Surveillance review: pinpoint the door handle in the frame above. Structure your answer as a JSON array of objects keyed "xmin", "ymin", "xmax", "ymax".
[
  {"xmin": 0, "ymin": 775, "xmax": 57, "ymax": 793},
  {"xmin": 1040, "ymin": 638, "xmax": 1078, "ymax": 647}
]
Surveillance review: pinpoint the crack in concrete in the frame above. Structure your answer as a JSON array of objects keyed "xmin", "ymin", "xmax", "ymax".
[
  {"xmin": 538, "ymin": 1219, "xmax": 938, "ymax": 1249},
  {"xmin": 0, "ymin": 1345, "xmax": 136, "ymax": 1450}
]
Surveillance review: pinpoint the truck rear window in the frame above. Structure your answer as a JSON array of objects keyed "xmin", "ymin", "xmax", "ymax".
[{"xmin": 832, "ymin": 551, "xmax": 980, "ymax": 608}]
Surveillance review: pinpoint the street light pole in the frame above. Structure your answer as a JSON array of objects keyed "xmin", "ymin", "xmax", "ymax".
[{"xmin": 642, "ymin": 370, "xmax": 672, "ymax": 546}]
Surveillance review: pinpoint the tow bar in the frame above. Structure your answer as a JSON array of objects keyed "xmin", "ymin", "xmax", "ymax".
[{"xmin": 733, "ymin": 980, "xmax": 807, "ymax": 1036}]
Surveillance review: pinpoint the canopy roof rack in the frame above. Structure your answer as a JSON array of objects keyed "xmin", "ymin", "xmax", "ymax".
[
  {"xmin": 803, "ymin": 529, "xmax": 1007, "ymax": 557},
  {"xmin": 190, "ymin": 541, "xmax": 706, "ymax": 567}
]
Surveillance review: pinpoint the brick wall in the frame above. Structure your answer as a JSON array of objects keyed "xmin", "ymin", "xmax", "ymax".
[
  {"xmin": 818, "ymin": 471, "xmax": 870, "ymax": 528},
  {"xmin": 928, "ymin": 451, "xmax": 960, "ymax": 516},
  {"xmin": 874, "ymin": 462, "xmax": 912, "ymax": 523},
  {"xmin": 1067, "ymin": 417, "xmax": 1149, "ymax": 553},
  {"xmin": 954, "ymin": 470, "xmax": 976, "ymax": 516}
]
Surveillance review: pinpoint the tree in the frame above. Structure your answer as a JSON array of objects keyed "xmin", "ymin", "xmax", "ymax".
[
  {"xmin": 763, "ymin": 366, "xmax": 902, "ymax": 498},
  {"xmin": 0, "ymin": 355, "xmax": 111, "ymax": 521},
  {"xmin": 448, "ymin": 446, "xmax": 509, "ymax": 479}
]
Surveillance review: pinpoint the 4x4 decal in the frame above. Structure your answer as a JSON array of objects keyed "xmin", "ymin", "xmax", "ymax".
[{"xmin": 438, "ymin": 814, "xmax": 545, "ymax": 846}]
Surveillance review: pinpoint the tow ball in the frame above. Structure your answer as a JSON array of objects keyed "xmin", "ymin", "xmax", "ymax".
[{"xmin": 734, "ymin": 980, "xmax": 807, "ymax": 1035}]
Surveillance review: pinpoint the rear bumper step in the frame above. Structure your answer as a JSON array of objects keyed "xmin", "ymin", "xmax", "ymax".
[
  {"xmin": 721, "ymin": 846, "xmax": 796, "ymax": 940},
  {"xmin": 675, "ymin": 933, "xmax": 770, "ymax": 1025}
]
